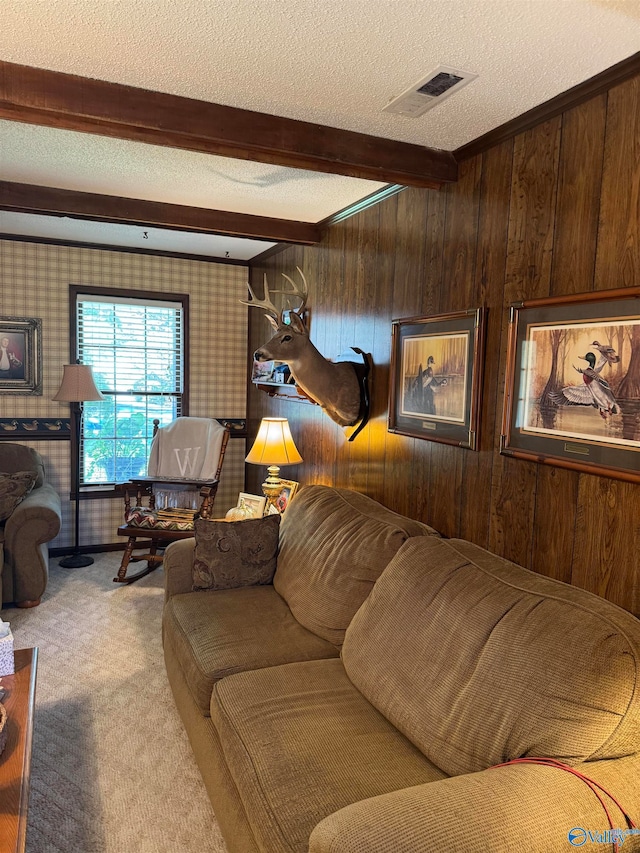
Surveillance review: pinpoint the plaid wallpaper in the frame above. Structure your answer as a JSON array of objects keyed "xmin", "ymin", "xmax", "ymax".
[{"xmin": 0, "ymin": 238, "xmax": 249, "ymax": 548}]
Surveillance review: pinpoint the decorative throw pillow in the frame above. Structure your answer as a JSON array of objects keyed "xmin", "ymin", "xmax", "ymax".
[
  {"xmin": 192, "ymin": 513, "xmax": 281, "ymax": 591},
  {"xmin": 0, "ymin": 471, "xmax": 37, "ymax": 522}
]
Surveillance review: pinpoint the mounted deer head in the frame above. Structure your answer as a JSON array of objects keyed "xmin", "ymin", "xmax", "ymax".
[{"xmin": 242, "ymin": 268, "xmax": 363, "ymax": 427}]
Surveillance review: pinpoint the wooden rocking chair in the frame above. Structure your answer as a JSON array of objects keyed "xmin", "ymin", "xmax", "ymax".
[{"xmin": 114, "ymin": 417, "xmax": 230, "ymax": 584}]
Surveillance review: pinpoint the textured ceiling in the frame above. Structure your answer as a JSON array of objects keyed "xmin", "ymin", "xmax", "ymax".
[
  {"xmin": 1, "ymin": 0, "xmax": 640, "ymax": 258},
  {"xmin": 0, "ymin": 121, "xmax": 386, "ymax": 222}
]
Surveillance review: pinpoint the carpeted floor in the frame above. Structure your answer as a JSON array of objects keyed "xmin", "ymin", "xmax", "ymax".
[{"xmin": 3, "ymin": 552, "xmax": 228, "ymax": 853}]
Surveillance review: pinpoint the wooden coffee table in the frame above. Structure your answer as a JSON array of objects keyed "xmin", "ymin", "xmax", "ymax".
[{"xmin": 0, "ymin": 647, "xmax": 38, "ymax": 853}]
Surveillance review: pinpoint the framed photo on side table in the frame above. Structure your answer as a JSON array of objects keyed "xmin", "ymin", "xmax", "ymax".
[
  {"xmin": 389, "ymin": 308, "xmax": 486, "ymax": 449},
  {"xmin": 0, "ymin": 316, "xmax": 42, "ymax": 396},
  {"xmin": 273, "ymin": 479, "xmax": 299, "ymax": 514},
  {"xmin": 501, "ymin": 286, "xmax": 640, "ymax": 483},
  {"xmin": 237, "ymin": 493, "xmax": 267, "ymax": 517}
]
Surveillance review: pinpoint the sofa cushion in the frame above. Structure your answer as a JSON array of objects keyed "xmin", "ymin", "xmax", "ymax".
[
  {"xmin": 210, "ymin": 658, "xmax": 446, "ymax": 853},
  {"xmin": 342, "ymin": 536, "xmax": 640, "ymax": 777},
  {"xmin": 0, "ymin": 444, "xmax": 44, "ymax": 488},
  {"xmin": 0, "ymin": 471, "xmax": 37, "ymax": 521},
  {"xmin": 162, "ymin": 585, "xmax": 339, "ymax": 716},
  {"xmin": 192, "ymin": 514, "xmax": 280, "ymax": 591},
  {"xmin": 273, "ymin": 485, "xmax": 438, "ymax": 646}
]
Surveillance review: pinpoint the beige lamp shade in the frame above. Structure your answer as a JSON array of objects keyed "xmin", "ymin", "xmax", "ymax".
[
  {"xmin": 245, "ymin": 418, "xmax": 303, "ymax": 466},
  {"xmin": 53, "ymin": 364, "xmax": 105, "ymax": 402}
]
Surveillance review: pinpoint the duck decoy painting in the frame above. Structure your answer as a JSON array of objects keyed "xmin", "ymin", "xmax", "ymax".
[
  {"xmin": 0, "ymin": 420, "xmax": 18, "ymax": 431},
  {"xmin": 550, "ymin": 352, "xmax": 620, "ymax": 419}
]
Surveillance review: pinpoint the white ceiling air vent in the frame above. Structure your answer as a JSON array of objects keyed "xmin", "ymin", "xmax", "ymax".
[{"xmin": 384, "ymin": 65, "xmax": 477, "ymax": 118}]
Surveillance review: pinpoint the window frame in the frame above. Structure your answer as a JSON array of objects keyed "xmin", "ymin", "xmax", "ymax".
[{"xmin": 69, "ymin": 285, "xmax": 190, "ymax": 497}]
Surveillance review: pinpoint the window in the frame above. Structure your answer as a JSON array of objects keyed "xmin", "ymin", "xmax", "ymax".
[{"xmin": 75, "ymin": 290, "xmax": 187, "ymax": 487}]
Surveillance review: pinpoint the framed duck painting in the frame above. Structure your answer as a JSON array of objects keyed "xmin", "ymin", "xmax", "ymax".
[
  {"xmin": 389, "ymin": 308, "xmax": 486, "ymax": 449},
  {"xmin": 501, "ymin": 286, "xmax": 640, "ymax": 483}
]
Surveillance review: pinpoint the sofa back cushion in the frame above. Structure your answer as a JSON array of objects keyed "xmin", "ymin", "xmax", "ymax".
[
  {"xmin": 273, "ymin": 485, "xmax": 438, "ymax": 646},
  {"xmin": 342, "ymin": 536, "xmax": 640, "ymax": 777}
]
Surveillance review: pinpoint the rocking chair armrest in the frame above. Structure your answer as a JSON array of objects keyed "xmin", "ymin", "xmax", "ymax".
[
  {"xmin": 163, "ymin": 538, "xmax": 197, "ymax": 599},
  {"xmin": 116, "ymin": 479, "xmax": 154, "ymax": 519}
]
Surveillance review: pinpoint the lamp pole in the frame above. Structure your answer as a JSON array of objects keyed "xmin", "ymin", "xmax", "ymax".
[
  {"xmin": 53, "ymin": 363, "xmax": 104, "ymax": 568},
  {"xmin": 61, "ymin": 401, "xmax": 91, "ymax": 568}
]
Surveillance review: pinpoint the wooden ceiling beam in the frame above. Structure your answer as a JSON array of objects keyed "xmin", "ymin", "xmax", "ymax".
[
  {"xmin": 0, "ymin": 181, "xmax": 323, "ymax": 245},
  {"xmin": 0, "ymin": 61, "xmax": 457, "ymax": 189}
]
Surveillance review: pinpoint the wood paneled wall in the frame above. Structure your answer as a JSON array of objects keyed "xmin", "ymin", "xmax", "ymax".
[{"xmin": 247, "ymin": 74, "xmax": 640, "ymax": 616}]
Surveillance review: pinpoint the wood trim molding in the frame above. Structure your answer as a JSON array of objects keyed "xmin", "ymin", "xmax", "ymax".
[
  {"xmin": 455, "ymin": 52, "xmax": 640, "ymax": 161},
  {"xmin": 0, "ymin": 181, "xmax": 323, "ymax": 245},
  {"xmin": 0, "ymin": 232, "xmax": 250, "ymax": 265},
  {"xmin": 321, "ymin": 184, "xmax": 406, "ymax": 226},
  {"xmin": 0, "ymin": 61, "xmax": 457, "ymax": 189}
]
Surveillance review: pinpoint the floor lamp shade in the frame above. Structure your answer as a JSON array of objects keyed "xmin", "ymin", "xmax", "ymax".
[
  {"xmin": 245, "ymin": 418, "xmax": 302, "ymax": 512},
  {"xmin": 53, "ymin": 363, "xmax": 104, "ymax": 568},
  {"xmin": 53, "ymin": 364, "xmax": 104, "ymax": 403}
]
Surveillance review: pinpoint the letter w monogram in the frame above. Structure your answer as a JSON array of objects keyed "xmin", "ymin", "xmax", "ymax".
[{"xmin": 173, "ymin": 446, "xmax": 201, "ymax": 477}]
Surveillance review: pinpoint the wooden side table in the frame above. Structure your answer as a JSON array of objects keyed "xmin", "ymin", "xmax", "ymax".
[{"xmin": 0, "ymin": 647, "xmax": 38, "ymax": 853}]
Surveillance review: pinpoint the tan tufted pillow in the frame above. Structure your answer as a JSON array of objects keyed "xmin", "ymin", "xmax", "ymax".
[
  {"xmin": 192, "ymin": 514, "xmax": 281, "ymax": 591},
  {"xmin": 0, "ymin": 470, "xmax": 37, "ymax": 522}
]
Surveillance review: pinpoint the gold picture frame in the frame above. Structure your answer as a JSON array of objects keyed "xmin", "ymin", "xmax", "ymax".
[{"xmin": 273, "ymin": 479, "xmax": 299, "ymax": 514}]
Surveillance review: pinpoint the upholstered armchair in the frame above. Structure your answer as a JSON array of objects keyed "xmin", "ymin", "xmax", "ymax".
[{"xmin": 0, "ymin": 443, "xmax": 62, "ymax": 608}]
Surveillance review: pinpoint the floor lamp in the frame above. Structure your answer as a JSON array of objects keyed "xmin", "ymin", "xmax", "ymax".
[{"xmin": 53, "ymin": 363, "xmax": 104, "ymax": 568}]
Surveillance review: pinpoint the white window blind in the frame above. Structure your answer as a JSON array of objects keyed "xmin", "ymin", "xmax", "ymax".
[{"xmin": 76, "ymin": 293, "xmax": 185, "ymax": 486}]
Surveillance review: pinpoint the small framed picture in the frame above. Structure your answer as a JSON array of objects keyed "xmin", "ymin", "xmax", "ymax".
[
  {"xmin": 251, "ymin": 360, "xmax": 275, "ymax": 382},
  {"xmin": 274, "ymin": 479, "xmax": 299, "ymax": 514},
  {"xmin": 237, "ymin": 492, "xmax": 267, "ymax": 517},
  {"xmin": 0, "ymin": 316, "xmax": 42, "ymax": 396}
]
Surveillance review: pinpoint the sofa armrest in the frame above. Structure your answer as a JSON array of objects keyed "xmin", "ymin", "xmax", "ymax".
[
  {"xmin": 5, "ymin": 482, "xmax": 62, "ymax": 536},
  {"xmin": 309, "ymin": 756, "xmax": 640, "ymax": 853},
  {"xmin": 4, "ymin": 483, "xmax": 62, "ymax": 602},
  {"xmin": 163, "ymin": 538, "xmax": 196, "ymax": 600}
]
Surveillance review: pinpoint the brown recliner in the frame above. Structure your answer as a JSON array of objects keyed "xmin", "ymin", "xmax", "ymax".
[{"xmin": 0, "ymin": 443, "xmax": 62, "ymax": 608}]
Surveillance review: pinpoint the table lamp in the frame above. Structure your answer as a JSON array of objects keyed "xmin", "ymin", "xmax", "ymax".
[
  {"xmin": 53, "ymin": 363, "xmax": 104, "ymax": 568},
  {"xmin": 245, "ymin": 417, "xmax": 302, "ymax": 513}
]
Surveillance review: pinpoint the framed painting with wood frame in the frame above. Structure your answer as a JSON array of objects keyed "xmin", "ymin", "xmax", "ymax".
[
  {"xmin": 389, "ymin": 308, "xmax": 486, "ymax": 449},
  {"xmin": 501, "ymin": 286, "xmax": 640, "ymax": 484},
  {"xmin": 0, "ymin": 316, "xmax": 42, "ymax": 396}
]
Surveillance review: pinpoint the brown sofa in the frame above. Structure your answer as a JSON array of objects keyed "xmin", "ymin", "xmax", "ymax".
[
  {"xmin": 0, "ymin": 442, "xmax": 62, "ymax": 608},
  {"xmin": 163, "ymin": 485, "xmax": 640, "ymax": 853}
]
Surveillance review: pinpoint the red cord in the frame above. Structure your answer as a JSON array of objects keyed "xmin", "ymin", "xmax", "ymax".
[{"xmin": 489, "ymin": 757, "xmax": 637, "ymax": 853}]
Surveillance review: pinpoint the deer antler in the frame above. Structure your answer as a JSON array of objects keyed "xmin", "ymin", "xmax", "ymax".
[
  {"xmin": 240, "ymin": 273, "xmax": 281, "ymax": 322},
  {"xmin": 272, "ymin": 266, "xmax": 308, "ymax": 316}
]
